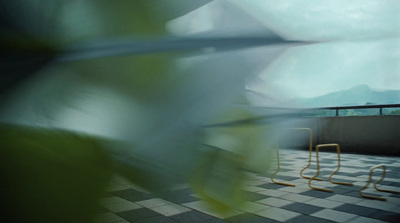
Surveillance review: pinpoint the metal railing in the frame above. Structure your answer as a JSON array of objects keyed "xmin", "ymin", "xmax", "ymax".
[
  {"xmin": 204, "ymin": 104, "xmax": 400, "ymax": 128},
  {"xmin": 317, "ymin": 104, "xmax": 400, "ymax": 116}
]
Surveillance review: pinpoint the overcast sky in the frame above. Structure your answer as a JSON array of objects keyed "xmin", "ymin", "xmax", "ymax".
[
  {"xmin": 230, "ymin": 0, "xmax": 400, "ymax": 99},
  {"xmin": 169, "ymin": 0, "xmax": 400, "ymax": 103}
]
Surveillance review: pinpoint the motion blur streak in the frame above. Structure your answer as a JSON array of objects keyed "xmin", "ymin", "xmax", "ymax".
[{"xmin": 0, "ymin": 1, "xmax": 306, "ymax": 222}]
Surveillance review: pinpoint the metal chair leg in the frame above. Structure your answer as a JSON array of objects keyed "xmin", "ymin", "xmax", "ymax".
[{"xmin": 271, "ymin": 142, "xmax": 295, "ymax": 187}]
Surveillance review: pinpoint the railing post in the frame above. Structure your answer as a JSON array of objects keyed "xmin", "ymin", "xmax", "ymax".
[
  {"xmin": 336, "ymin": 108, "xmax": 339, "ymax": 116},
  {"xmin": 379, "ymin": 107, "xmax": 382, "ymax": 115}
]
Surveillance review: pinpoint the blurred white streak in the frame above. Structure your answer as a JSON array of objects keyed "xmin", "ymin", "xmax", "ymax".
[
  {"xmin": 0, "ymin": 0, "xmax": 327, "ymax": 212},
  {"xmin": 167, "ymin": 0, "xmax": 278, "ymax": 38},
  {"xmin": 227, "ymin": 0, "xmax": 400, "ymax": 41}
]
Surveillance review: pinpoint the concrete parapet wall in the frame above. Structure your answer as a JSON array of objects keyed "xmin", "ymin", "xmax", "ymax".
[{"xmin": 278, "ymin": 116, "xmax": 400, "ymax": 156}]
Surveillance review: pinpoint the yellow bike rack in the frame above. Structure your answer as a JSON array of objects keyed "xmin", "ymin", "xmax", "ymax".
[
  {"xmin": 289, "ymin": 128, "xmax": 323, "ymax": 181},
  {"xmin": 271, "ymin": 142, "xmax": 296, "ymax": 187},
  {"xmin": 359, "ymin": 164, "xmax": 400, "ymax": 201},
  {"xmin": 308, "ymin": 143, "xmax": 353, "ymax": 192}
]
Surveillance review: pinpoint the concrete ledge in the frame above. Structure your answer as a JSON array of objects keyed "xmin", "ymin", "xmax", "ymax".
[{"xmin": 277, "ymin": 116, "xmax": 400, "ymax": 156}]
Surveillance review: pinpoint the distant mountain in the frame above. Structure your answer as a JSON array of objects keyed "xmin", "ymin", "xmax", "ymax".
[{"xmin": 295, "ymin": 85, "xmax": 400, "ymax": 107}]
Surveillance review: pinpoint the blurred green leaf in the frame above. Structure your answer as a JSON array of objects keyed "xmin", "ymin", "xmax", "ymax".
[{"xmin": 0, "ymin": 123, "xmax": 112, "ymax": 222}]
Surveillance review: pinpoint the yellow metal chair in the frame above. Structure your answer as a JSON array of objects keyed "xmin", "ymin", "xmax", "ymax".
[
  {"xmin": 271, "ymin": 127, "xmax": 320, "ymax": 187},
  {"xmin": 359, "ymin": 164, "xmax": 400, "ymax": 201},
  {"xmin": 308, "ymin": 143, "xmax": 353, "ymax": 192},
  {"xmin": 288, "ymin": 128, "xmax": 323, "ymax": 181}
]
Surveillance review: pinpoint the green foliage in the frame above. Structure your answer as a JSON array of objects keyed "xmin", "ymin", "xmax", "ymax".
[
  {"xmin": 0, "ymin": 123, "xmax": 112, "ymax": 223},
  {"xmin": 388, "ymin": 109, "xmax": 400, "ymax": 115},
  {"xmin": 190, "ymin": 148, "xmax": 246, "ymax": 213}
]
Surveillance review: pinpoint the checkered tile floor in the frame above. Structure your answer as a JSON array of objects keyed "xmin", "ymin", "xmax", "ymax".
[{"xmin": 96, "ymin": 149, "xmax": 400, "ymax": 223}]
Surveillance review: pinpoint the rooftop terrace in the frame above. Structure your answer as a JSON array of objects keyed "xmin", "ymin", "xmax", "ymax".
[{"xmin": 97, "ymin": 149, "xmax": 400, "ymax": 223}]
